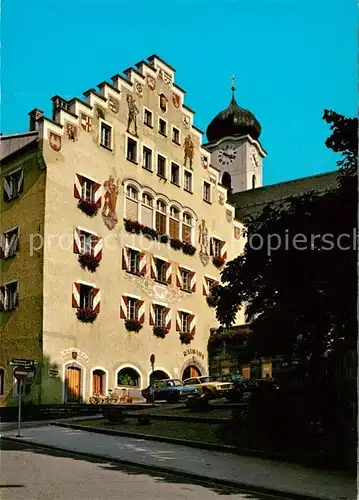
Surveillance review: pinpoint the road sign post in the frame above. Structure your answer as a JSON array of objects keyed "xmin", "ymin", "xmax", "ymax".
[
  {"xmin": 13, "ymin": 366, "xmax": 31, "ymax": 437},
  {"xmin": 150, "ymin": 354, "xmax": 155, "ymax": 407}
]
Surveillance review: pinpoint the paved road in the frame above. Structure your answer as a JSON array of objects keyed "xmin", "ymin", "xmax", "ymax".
[{"xmin": 1, "ymin": 439, "xmax": 288, "ymax": 500}]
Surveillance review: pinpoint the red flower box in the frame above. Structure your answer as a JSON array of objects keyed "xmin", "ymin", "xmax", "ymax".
[
  {"xmin": 78, "ymin": 253, "xmax": 99, "ymax": 272},
  {"xmin": 212, "ymin": 255, "xmax": 226, "ymax": 268},
  {"xmin": 78, "ymin": 199, "xmax": 99, "ymax": 216},
  {"xmin": 125, "ymin": 319, "xmax": 143, "ymax": 333},
  {"xmin": 76, "ymin": 308, "xmax": 98, "ymax": 323},
  {"xmin": 153, "ymin": 325, "xmax": 169, "ymax": 338},
  {"xmin": 179, "ymin": 331, "xmax": 194, "ymax": 344}
]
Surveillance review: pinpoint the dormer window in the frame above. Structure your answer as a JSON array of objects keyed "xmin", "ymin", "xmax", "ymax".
[{"xmin": 3, "ymin": 169, "xmax": 24, "ymax": 202}]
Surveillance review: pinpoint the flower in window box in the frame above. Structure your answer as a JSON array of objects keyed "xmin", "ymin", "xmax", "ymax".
[
  {"xmin": 123, "ymin": 219, "xmax": 143, "ymax": 234},
  {"xmin": 76, "ymin": 307, "xmax": 98, "ymax": 323},
  {"xmin": 153, "ymin": 325, "xmax": 170, "ymax": 339},
  {"xmin": 212, "ymin": 255, "xmax": 226, "ymax": 268},
  {"xmin": 206, "ymin": 294, "xmax": 218, "ymax": 308},
  {"xmin": 125, "ymin": 319, "xmax": 143, "ymax": 333},
  {"xmin": 141, "ymin": 226, "xmax": 159, "ymax": 240},
  {"xmin": 159, "ymin": 234, "xmax": 169, "ymax": 244},
  {"xmin": 170, "ymin": 238, "xmax": 183, "ymax": 250},
  {"xmin": 78, "ymin": 253, "xmax": 99, "ymax": 272},
  {"xmin": 179, "ymin": 331, "xmax": 194, "ymax": 344},
  {"xmin": 182, "ymin": 243, "xmax": 196, "ymax": 256},
  {"xmin": 77, "ymin": 199, "xmax": 99, "ymax": 216}
]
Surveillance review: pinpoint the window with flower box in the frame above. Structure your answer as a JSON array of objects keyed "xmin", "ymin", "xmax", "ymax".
[
  {"xmin": 169, "ymin": 206, "xmax": 180, "ymax": 239},
  {"xmin": 182, "ymin": 213, "xmax": 192, "ymax": 244},
  {"xmin": 125, "ymin": 185, "xmax": 139, "ymax": 221},
  {"xmin": 177, "ymin": 266, "xmax": 196, "ymax": 293},
  {"xmin": 120, "ymin": 295, "xmax": 145, "ymax": 323},
  {"xmin": 141, "ymin": 193, "xmax": 154, "ymax": 228},
  {"xmin": 74, "ymin": 174, "xmax": 101, "ymax": 214},
  {"xmin": 72, "ymin": 282, "xmax": 100, "ymax": 314},
  {"xmin": 156, "ymin": 200, "xmax": 167, "ymax": 234},
  {"xmin": 73, "ymin": 229, "xmax": 102, "ymax": 260}
]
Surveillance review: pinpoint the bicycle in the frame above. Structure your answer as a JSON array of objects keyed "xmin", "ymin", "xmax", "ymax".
[{"xmin": 89, "ymin": 392, "xmax": 105, "ymax": 404}]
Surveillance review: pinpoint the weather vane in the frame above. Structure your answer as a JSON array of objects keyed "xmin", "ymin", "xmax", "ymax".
[{"xmin": 231, "ymin": 75, "xmax": 236, "ymax": 98}]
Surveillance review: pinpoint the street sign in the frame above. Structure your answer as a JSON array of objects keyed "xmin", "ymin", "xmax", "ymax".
[
  {"xmin": 10, "ymin": 358, "xmax": 35, "ymax": 367},
  {"xmin": 14, "ymin": 367, "xmax": 29, "ymax": 380}
]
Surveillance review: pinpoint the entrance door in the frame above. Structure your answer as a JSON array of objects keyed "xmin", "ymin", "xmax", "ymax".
[
  {"xmin": 182, "ymin": 365, "xmax": 201, "ymax": 380},
  {"xmin": 92, "ymin": 370, "xmax": 105, "ymax": 395},
  {"xmin": 66, "ymin": 366, "xmax": 81, "ymax": 402}
]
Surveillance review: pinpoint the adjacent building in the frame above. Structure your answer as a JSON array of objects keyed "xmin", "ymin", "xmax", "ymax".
[{"xmin": 1, "ymin": 54, "xmax": 267, "ymax": 404}]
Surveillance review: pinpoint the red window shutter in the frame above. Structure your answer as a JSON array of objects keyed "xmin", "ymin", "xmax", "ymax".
[
  {"xmin": 139, "ymin": 252, "xmax": 147, "ymax": 275},
  {"xmin": 190, "ymin": 272, "xmax": 196, "ymax": 292},
  {"xmin": 72, "ymin": 282, "xmax": 81, "ymax": 308},
  {"xmin": 93, "ymin": 182, "xmax": 102, "ymax": 207},
  {"xmin": 164, "ymin": 307, "xmax": 171, "ymax": 329},
  {"xmin": 74, "ymin": 174, "xmax": 82, "ymax": 199},
  {"xmin": 122, "ymin": 248, "xmax": 129, "ymax": 270},
  {"xmin": 92, "ymin": 288, "xmax": 101, "ymax": 313},
  {"xmin": 149, "ymin": 303, "xmax": 155, "ymax": 325},
  {"xmin": 166, "ymin": 262, "xmax": 172, "ymax": 284},
  {"xmin": 176, "ymin": 311, "xmax": 182, "ymax": 331},
  {"xmin": 120, "ymin": 295, "xmax": 128, "ymax": 319},
  {"xmin": 136, "ymin": 300, "xmax": 145, "ymax": 323},
  {"xmin": 92, "ymin": 236, "xmax": 102, "ymax": 261},
  {"xmin": 73, "ymin": 229, "xmax": 81, "ymax": 254},
  {"xmin": 150, "ymin": 256, "xmax": 158, "ymax": 279}
]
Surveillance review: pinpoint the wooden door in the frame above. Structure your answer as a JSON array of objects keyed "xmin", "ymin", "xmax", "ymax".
[
  {"xmin": 92, "ymin": 370, "xmax": 105, "ymax": 395},
  {"xmin": 66, "ymin": 367, "xmax": 81, "ymax": 402},
  {"xmin": 190, "ymin": 365, "xmax": 201, "ymax": 378}
]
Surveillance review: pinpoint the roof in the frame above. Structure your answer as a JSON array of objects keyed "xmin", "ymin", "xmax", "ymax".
[
  {"xmin": 230, "ymin": 170, "xmax": 339, "ymax": 219},
  {"xmin": 1, "ymin": 131, "xmax": 39, "ymax": 162}
]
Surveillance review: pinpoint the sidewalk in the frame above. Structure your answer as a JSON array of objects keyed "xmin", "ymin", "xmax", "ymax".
[{"xmin": 1, "ymin": 424, "xmax": 355, "ymax": 500}]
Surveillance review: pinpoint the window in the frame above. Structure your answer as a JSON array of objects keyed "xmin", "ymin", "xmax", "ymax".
[
  {"xmin": 117, "ymin": 367, "xmax": 140, "ymax": 387},
  {"xmin": 157, "ymin": 155, "xmax": 166, "ymax": 178},
  {"xmin": 143, "ymin": 146, "xmax": 153, "ymax": 171},
  {"xmin": 156, "ymin": 200, "xmax": 167, "ymax": 233},
  {"xmin": 4, "ymin": 169, "xmax": 24, "ymax": 202},
  {"xmin": 171, "ymin": 163, "xmax": 180, "ymax": 186},
  {"xmin": 203, "ymin": 181, "xmax": 211, "ymax": 203},
  {"xmin": 81, "ymin": 231, "xmax": 93, "ymax": 255},
  {"xmin": 181, "ymin": 312, "xmax": 190, "ymax": 333},
  {"xmin": 0, "ymin": 368, "xmax": 4, "ymax": 396},
  {"xmin": 80, "ymin": 284, "xmax": 93, "ymax": 309},
  {"xmin": 207, "ymin": 278, "xmax": 216, "ymax": 294},
  {"xmin": 156, "ymin": 259, "xmax": 167, "ymax": 283},
  {"xmin": 142, "ymin": 193, "xmax": 153, "ymax": 228},
  {"xmin": 127, "ymin": 137, "xmax": 137, "ymax": 163},
  {"xmin": 128, "ymin": 297, "xmax": 138, "ymax": 320},
  {"xmin": 3, "ymin": 282, "xmax": 18, "ymax": 311},
  {"xmin": 184, "ymin": 171, "xmax": 192, "ymax": 193},
  {"xmin": 81, "ymin": 178, "xmax": 95, "ymax": 202},
  {"xmin": 222, "ymin": 172, "xmax": 232, "ymax": 190},
  {"xmin": 212, "ymin": 238, "xmax": 221, "ymax": 257},
  {"xmin": 158, "ymin": 119, "xmax": 167, "ymax": 136},
  {"xmin": 181, "ymin": 269, "xmax": 191, "ymax": 292},
  {"xmin": 128, "ymin": 248, "xmax": 140, "ymax": 274},
  {"xmin": 144, "ymin": 109, "xmax": 153, "ymax": 127},
  {"xmin": 169, "ymin": 206, "xmax": 180, "ymax": 239},
  {"xmin": 125, "ymin": 185, "xmax": 138, "ymax": 221},
  {"xmin": 100, "ymin": 122, "xmax": 112, "ymax": 149},
  {"xmin": 252, "ymin": 174, "xmax": 256, "ymax": 189},
  {"xmin": 3, "ymin": 227, "xmax": 19, "ymax": 258},
  {"xmin": 182, "ymin": 213, "xmax": 192, "ymax": 244},
  {"xmin": 155, "ymin": 304, "xmax": 165, "ymax": 327},
  {"xmin": 172, "ymin": 127, "xmax": 180, "ymax": 145}
]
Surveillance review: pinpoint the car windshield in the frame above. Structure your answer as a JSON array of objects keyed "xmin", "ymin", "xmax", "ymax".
[
  {"xmin": 199, "ymin": 377, "xmax": 215, "ymax": 383},
  {"xmin": 230, "ymin": 374, "xmax": 245, "ymax": 381}
]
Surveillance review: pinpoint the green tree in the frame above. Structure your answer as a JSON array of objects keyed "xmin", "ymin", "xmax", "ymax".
[{"xmin": 214, "ymin": 110, "xmax": 357, "ymax": 364}]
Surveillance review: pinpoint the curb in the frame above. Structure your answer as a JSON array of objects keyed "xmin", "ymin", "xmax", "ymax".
[
  {"xmin": 0, "ymin": 435, "xmax": 330, "ymax": 500},
  {"xmin": 52, "ymin": 421, "xmax": 283, "ymax": 459}
]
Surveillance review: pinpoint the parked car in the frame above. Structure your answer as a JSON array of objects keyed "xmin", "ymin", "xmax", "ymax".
[
  {"xmin": 141, "ymin": 378, "xmax": 199, "ymax": 403},
  {"xmin": 218, "ymin": 373, "xmax": 258, "ymax": 402},
  {"xmin": 182, "ymin": 376, "xmax": 233, "ymax": 399}
]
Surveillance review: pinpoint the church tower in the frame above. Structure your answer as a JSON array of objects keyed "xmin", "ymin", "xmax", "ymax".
[{"xmin": 203, "ymin": 78, "xmax": 266, "ymax": 193}]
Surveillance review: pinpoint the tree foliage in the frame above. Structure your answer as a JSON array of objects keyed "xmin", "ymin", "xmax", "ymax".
[{"xmin": 215, "ymin": 110, "xmax": 357, "ymax": 363}]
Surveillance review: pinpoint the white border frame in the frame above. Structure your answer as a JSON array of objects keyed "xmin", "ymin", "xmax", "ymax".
[
  {"xmin": 143, "ymin": 106, "xmax": 154, "ymax": 128},
  {"xmin": 98, "ymin": 118, "xmax": 114, "ymax": 151},
  {"xmin": 171, "ymin": 125, "xmax": 181, "ymax": 145},
  {"xmin": 158, "ymin": 116, "xmax": 168, "ymax": 137},
  {"xmin": 115, "ymin": 363, "xmax": 144, "ymax": 390},
  {"xmin": 90, "ymin": 366, "xmax": 109, "ymax": 396},
  {"xmin": 202, "ymin": 179, "xmax": 212, "ymax": 203},
  {"xmin": 62, "ymin": 361, "xmax": 86, "ymax": 403},
  {"xmin": 125, "ymin": 134, "xmax": 139, "ymax": 164}
]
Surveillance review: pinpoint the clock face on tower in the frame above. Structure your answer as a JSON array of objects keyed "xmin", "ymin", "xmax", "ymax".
[
  {"xmin": 250, "ymin": 147, "xmax": 260, "ymax": 169},
  {"xmin": 217, "ymin": 144, "xmax": 238, "ymax": 166}
]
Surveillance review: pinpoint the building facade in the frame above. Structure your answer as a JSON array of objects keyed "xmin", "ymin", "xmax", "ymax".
[{"xmin": 1, "ymin": 54, "xmax": 250, "ymax": 404}]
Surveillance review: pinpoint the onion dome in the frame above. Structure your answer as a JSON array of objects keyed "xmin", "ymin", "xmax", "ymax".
[{"xmin": 206, "ymin": 78, "xmax": 261, "ymax": 143}]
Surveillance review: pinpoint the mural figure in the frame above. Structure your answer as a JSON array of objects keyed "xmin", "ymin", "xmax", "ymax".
[
  {"xmin": 66, "ymin": 122, "xmax": 78, "ymax": 141},
  {"xmin": 198, "ymin": 219, "xmax": 209, "ymax": 255},
  {"xmin": 126, "ymin": 94, "xmax": 139, "ymax": 136},
  {"xmin": 184, "ymin": 134, "xmax": 194, "ymax": 168},
  {"xmin": 102, "ymin": 176, "xmax": 119, "ymax": 230}
]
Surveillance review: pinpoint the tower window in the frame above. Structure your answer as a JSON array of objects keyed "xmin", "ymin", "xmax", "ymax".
[
  {"xmin": 252, "ymin": 175, "xmax": 256, "ymax": 189},
  {"xmin": 222, "ymin": 172, "xmax": 232, "ymax": 191}
]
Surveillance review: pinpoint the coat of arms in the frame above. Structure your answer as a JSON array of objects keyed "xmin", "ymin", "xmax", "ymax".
[
  {"xmin": 146, "ymin": 75, "xmax": 156, "ymax": 91},
  {"xmin": 135, "ymin": 82, "xmax": 143, "ymax": 97},
  {"xmin": 49, "ymin": 131, "xmax": 61, "ymax": 151},
  {"xmin": 234, "ymin": 227, "xmax": 241, "ymax": 240},
  {"xmin": 102, "ymin": 176, "xmax": 119, "ymax": 230},
  {"xmin": 183, "ymin": 115, "xmax": 190, "ymax": 129},
  {"xmin": 65, "ymin": 122, "xmax": 78, "ymax": 141},
  {"xmin": 172, "ymin": 93, "xmax": 180, "ymax": 108}
]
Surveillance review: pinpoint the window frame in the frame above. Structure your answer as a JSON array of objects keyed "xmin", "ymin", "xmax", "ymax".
[
  {"xmin": 4, "ymin": 281, "xmax": 18, "ymax": 311},
  {"xmin": 79, "ymin": 283, "xmax": 93, "ymax": 309},
  {"xmin": 143, "ymin": 107, "xmax": 153, "ymax": 128},
  {"xmin": 3, "ymin": 226, "xmax": 19, "ymax": 259},
  {"xmin": 157, "ymin": 154, "xmax": 167, "ymax": 179},
  {"xmin": 172, "ymin": 126, "xmax": 181, "ymax": 145},
  {"xmin": 183, "ymin": 170, "xmax": 193, "ymax": 193},
  {"xmin": 99, "ymin": 119, "xmax": 113, "ymax": 151},
  {"xmin": 126, "ymin": 136, "xmax": 138, "ymax": 164},
  {"xmin": 128, "ymin": 297, "xmax": 138, "ymax": 320},
  {"xmin": 154, "ymin": 304, "xmax": 165, "ymax": 327},
  {"xmin": 203, "ymin": 181, "xmax": 212, "ymax": 203},
  {"xmin": 142, "ymin": 145, "xmax": 153, "ymax": 172},
  {"xmin": 156, "ymin": 258, "xmax": 167, "ymax": 284},
  {"xmin": 181, "ymin": 311, "xmax": 190, "ymax": 333},
  {"xmin": 4, "ymin": 168, "xmax": 24, "ymax": 201},
  {"xmin": 158, "ymin": 118, "xmax": 167, "ymax": 137},
  {"xmin": 170, "ymin": 162, "xmax": 180, "ymax": 187}
]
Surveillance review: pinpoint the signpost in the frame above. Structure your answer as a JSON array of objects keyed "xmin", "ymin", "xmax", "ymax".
[
  {"xmin": 13, "ymin": 362, "xmax": 35, "ymax": 437},
  {"xmin": 150, "ymin": 354, "xmax": 155, "ymax": 407}
]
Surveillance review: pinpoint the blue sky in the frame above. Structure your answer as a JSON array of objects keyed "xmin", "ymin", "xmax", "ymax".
[{"xmin": 2, "ymin": 0, "xmax": 356, "ymax": 185}]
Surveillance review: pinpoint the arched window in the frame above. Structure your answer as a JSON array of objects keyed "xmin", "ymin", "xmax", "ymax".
[
  {"xmin": 252, "ymin": 175, "xmax": 256, "ymax": 189},
  {"xmin": 182, "ymin": 213, "xmax": 192, "ymax": 244},
  {"xmin": 142, "ymin": 193, "xmax": 153, "ymax": 228},
  {"xmin": 156, "ymin": 200, "xmax": 167, "ymax": 234},
  {"xmin": 125, "ymin": 185, "xmax": 139, "ymax": 221},
  {"xmin": 169, "ymin": 206, "xmax": 180, "ymax": 239},
  {"xmin": 117, "ymin": 367, "xmax": 141, "ymax": 388},
  {"xmin": 222, "ymin": 172, "xmax": 232, "ymax": 191}
]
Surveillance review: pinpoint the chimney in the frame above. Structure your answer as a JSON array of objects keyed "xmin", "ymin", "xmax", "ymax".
[
  {"xmin": 28, "ymin": 109, "xmax": 43, "ymax": 131},
  {"xmin": 51, "ymin": 95, "xmax": 69, "ymax": 120}
]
